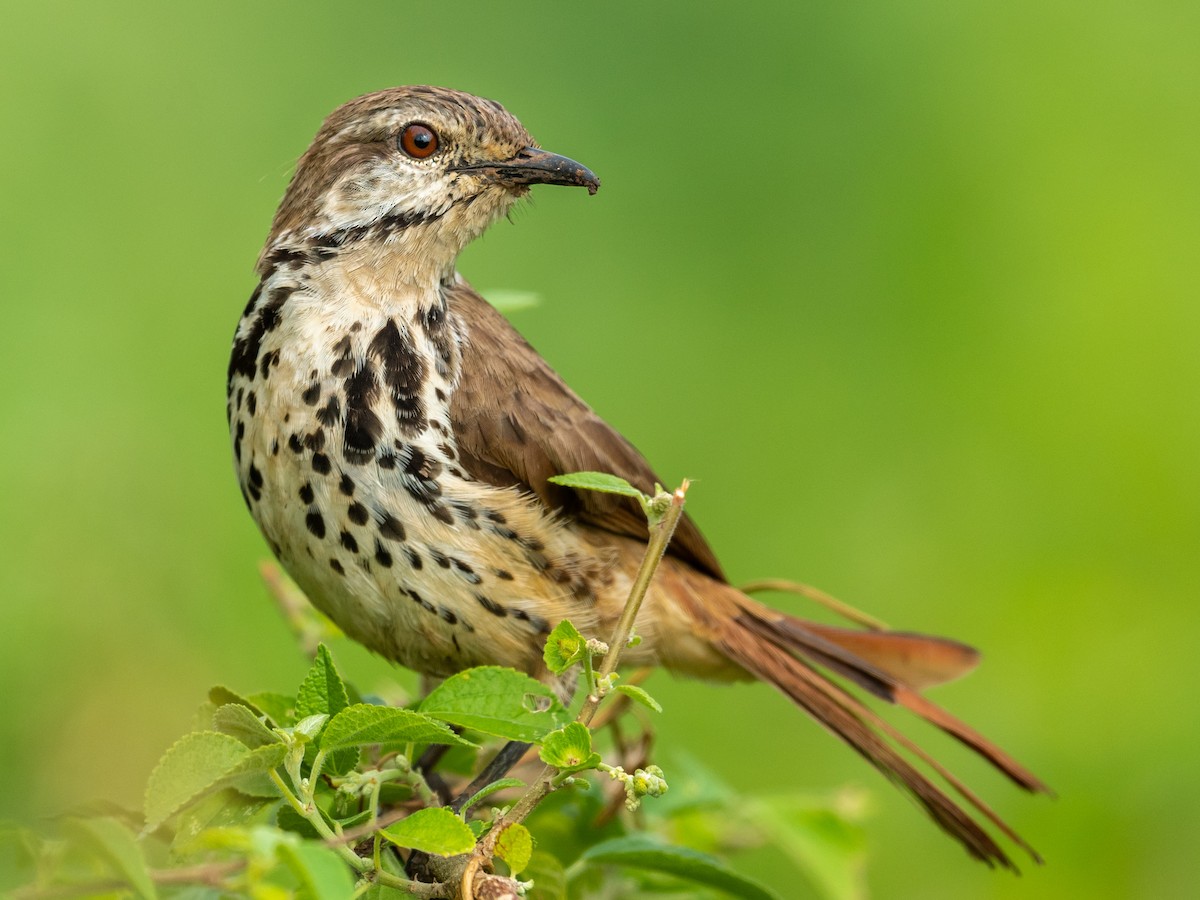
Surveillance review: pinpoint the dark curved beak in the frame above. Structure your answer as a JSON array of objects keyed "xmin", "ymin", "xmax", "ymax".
[{"xmin": 453, "ymin": 147, "xmax": 600, "ymax": 195}]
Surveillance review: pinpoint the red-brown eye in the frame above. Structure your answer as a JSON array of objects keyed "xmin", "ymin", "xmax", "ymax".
[{"xmin": 399, "ymin": 123, "xmax": 439, "ymax": 159}]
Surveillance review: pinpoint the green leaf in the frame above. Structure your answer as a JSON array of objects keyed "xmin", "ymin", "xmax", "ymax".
[
  {"xmin": 548, "ymin": 471, "xmax": 647, "ymax": 501},
  {"xmin": 459, "ymin": 777, "xmax": 526, "ymax": 816},
  {"xmin": 320, "ymin": 704, "xmax": 475, "ymax": 752},
  {"xmin": 0, "ymin": 826, "xmax": 39, "ymax": 892},
  {"xmin": 380, "ymin": 807, "xmax": 476, "ymax": 856},
  {"xmin": 614, "ymin": 683, "xmax": 663, "ymax": 713},
  {"xmin": 579, "ymin": 835, "xmax": 780, "ymax": 900},
  {"xmin": 246, "ymin": 691, "xmax": 297, "ymax": 726},
  {"xmin": 276, "ymin": 840, "xmax": 356, "ymax": 899},
  {"xmin": 747, "ymin": 794, "xmax": 868, "ymax": 900},
  {"xmin": 171, "ymin": 789, "xmax": 277, "ymax": 853},
  {"xmin": 419, "ymin": 667, "xmax": 568, "ymax": 742},
  {"xmin": 539, "ymin": 723, "xmax": 601, "ymax": 772},
  {"xmin": 63, "ymin": 817, "xmax": 156, "ymax": 899},
  {"xmin": 494, "ymin": 822, "xmax": 534, "ymax": 875},
  {"xmin": 213, "ymin": 703, "xmax": 283, "ymax": 748},
  {"xmin": 296, "ymin": 644, "xmax": 350, "ymax": 719},
  {"xmin": 143, "ymin": 732, "xmax": 286, "ymax": 832},
  {"xmin": 208, "ymin": 685, "xmax": 265, "ymax": 714},
  {"xmin": 523, "ymin": 851, "xmax": 568, "ymax": 900},
  {"xmin": 542, "ymin": 619, "xmax": 588, "ymax": 675}
]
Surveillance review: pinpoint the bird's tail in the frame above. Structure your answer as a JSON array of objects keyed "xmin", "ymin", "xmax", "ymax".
[{"xmin": 675, "ymin": 576, "xmax": 1050, "ymax": 869}]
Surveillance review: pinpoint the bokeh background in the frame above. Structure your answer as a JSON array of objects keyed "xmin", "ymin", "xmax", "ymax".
[{"xmin": 2, "ymin": 1, "xmax": 1197, "ymax": 896}]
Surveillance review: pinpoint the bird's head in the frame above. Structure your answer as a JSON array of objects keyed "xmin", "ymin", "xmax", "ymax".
[{"xmin": 258, "ymin": 86, "xmax": 599, "ymax": 279}]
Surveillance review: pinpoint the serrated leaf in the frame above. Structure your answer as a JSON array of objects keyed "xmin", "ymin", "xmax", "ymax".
[
  {"xmin": 524, "ymin": 851, "xmax": 568, "ymax": 900},
  {"xmin": 276, "ymin": 840, "xmax": 356, "ymax": 899},
  {"xmin": 246, "ymin": 692, "xmax": 297, "ymax": 726},
  {"xmin": 320, "ymin": 704, "xmax": 474, "ymax": 752},
  {"xmin": 542, "ymin": 620, "xmax": 587, "ymax": 675},
  {"xmin": 614, "ymin": 684, "xmax": 663, "ymax": 713},
  {"xmin": 64, "ymin": 817, "xmax": 155, "ymax": 899},
  {"xmin": 144, "ymin": 732, "xmax": 286, "ymax": 832},
  {"xmin": 580, "ymin": 835, "xmax": 779, "ymax": 900},
  {"xmin": 380, "ymin": 808, "xmax": 476, "ymax": 856},
  {"xmin": 171, "ymin": 789, "xmax": 277, "ymax": 853},
  {"xmin": 419, "ymin": 667, "xmax": 568, "ymax": 742},
  {"xmin": 459, "ymin": 777, "xmax": 525, "ymax": 816},
  {"xmin": 213, "ymin": 703, "xmax": 283, "ymax": 748},
  {"xmin": 209, "ymin": 685, "xmax": 265, "ymax": 715},
  {"xmin": 539, "ymin": 723, "xmax": 601, "ymax": 772},
  {"xmin": 548, "ymin": 471, "xmax": 646, "ymax": 501},
  {"xmin": 296, "ymin": 645, "xmax": 350, "ymax": 719},
  {"xmin": 494, "ymin": 822, "xmax": 533, "ymax": 875}
]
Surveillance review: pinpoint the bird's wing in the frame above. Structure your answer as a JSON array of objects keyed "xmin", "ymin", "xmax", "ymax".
[{"xmin": 446, "ymin": 281, "xmax": 725, "ymax": 580}]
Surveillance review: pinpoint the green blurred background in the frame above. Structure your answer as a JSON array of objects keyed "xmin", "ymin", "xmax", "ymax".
[{"xmin": 2, "ymin": 1, "xmax": 1197, "ymax": 896}]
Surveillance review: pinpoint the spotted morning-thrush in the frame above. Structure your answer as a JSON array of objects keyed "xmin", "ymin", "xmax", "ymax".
[{"xmin": 227, "ymin": 86, "xmax": 1046, "ymax": 868}]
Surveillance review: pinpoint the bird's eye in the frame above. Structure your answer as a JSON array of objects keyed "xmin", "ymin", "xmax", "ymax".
[{"xmin": 399, "ymin": 123, "xmax": 439, "ymax": 159}]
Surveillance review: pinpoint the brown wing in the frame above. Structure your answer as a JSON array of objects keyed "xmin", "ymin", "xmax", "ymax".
[{"xmin": 446, "ymin": 281, "xmax": 725, "ymax": 580}]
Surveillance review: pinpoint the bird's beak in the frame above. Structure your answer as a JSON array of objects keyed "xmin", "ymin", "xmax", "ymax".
[{"xmin": 454, "ymin": 147, "xmax": 600, "ymax": 195}]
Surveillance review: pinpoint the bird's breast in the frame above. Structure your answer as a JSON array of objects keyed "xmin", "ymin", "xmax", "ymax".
[{"xmin": 227, "ymin": 259, "xmax": 611, "ymax": 677}]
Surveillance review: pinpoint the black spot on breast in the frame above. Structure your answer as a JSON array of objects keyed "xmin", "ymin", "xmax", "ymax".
[
  {"xmin": 377, "ymin": 451, "xmax": 396, "ymax": 470},
  {"xmin": 299, "ymin": 483, "xmax": 314, "ymax": 504},
  {"xmin": 288, "ymin": 434, "xmax": 303, "ymax": 454},
  {"xmin": 316, "ymin": 396, "xmax": 341, "ymax": 428},
  {"xmin": 379, "ymin": 514, "xmax": 406, "ymax": 542},
  {"xmin": 245, "ymin": 392, "xmax": 256, "ymax": 415},
  {"xmin": 486, "ymin": 511, "xmax": 507, "ymax": 524},
  {"xmin": 343, "ymin": 364, "xmax": 382, "ymax": 463},
  {"xmin": 302, "ymin": 384, "xmax": 321, "ymax": 405},
  {"xmin": 437, "ymin": 442, "xmax": 457, "ymax": 461},
  {"xmin": 347, "ymin": 502, "xmax": 368, "ymax": 525},
  {"xmin": 512, "ymin": 608, "xmax": 550, "ymax": 634},
  {"xmin": 439, "ymin": 607, "xmax": 458, "ymax": 625},
  {"xmin": 451, "ymin": 501, "xmax": 479, "ymax": 528},
  {"xmin": 406, "ymin": 547, "xmax": 423, "ymax": 569},
  {"xmin": 338, "ymin": 474, "xmax": 355, "ymax": 496},
  {"xmin": 303, "ymin": 430, "xmax": 325, "ymax": 452},
  {"xmin": 339, "ymin": 531, "xmax": 359, "ymax": 553},
  {"xmin": 451, "ymin": 558, "xmax": 482, "ymax": 584},
  {"xmin": 247, "ymin": 483, "xmax": 261, "ymax": 502},
  {"xmin": 331, "ymin": 336, "xmax": 352, "ymax": 376},
  {"xmin": 494, "ymin": 569, "xmax": 514, "ymax": 581},
  {"xmin": 311, "ymin": 453, "xmax": 331, "ymax": 475},
  {"xmin": 420, "ymin": 302, "xmax": 455, "ymax": 376},
  {"xmin": 270, "ymin": 439, "xmax": 279, "ymax": 456},
  {"xmin": 429, "ymin": 504, "xmax": 455, "ymax": 526},
  {"xmin": 305, "ymin": 511, "xmax": 326, "ymax": 538},
  {"xmin": 430, "ymin": 548, "xmax": 450, "ymax": 568},
  {"xmin": 374, "ymin": 541, "xmax": 393, "ymax": 567},
  {"xmin": 227, "ymin": 284, "xmax": 264, "ymax": 388},
  {"xmin": 330, "ymin": 558, "xmax": 345, "ymax": 575},
  {"xmin": 476, "ymin": 595, "xmax": 507, "ymax": 617},
  {"xmin": 407, "ymin": 589, "xmax": 436, "ymax": 614},
  {"xmin": 368, "ymin": 319, "xmax": 426, "ymax": 435},
  {"xmin": 248, "ymin": 464, "xmax": 263, "ymax": 489},
  {"xmin": 259, "ymin": 349, "xmax": 279, "ymax": 379}
]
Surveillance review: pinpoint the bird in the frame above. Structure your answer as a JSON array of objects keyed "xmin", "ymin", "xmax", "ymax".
[{"xmin": 227, "ymin": 85, "xmax": 1047, "ymax": 869}]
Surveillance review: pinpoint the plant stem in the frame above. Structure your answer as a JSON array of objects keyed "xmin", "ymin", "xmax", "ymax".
[
  {"xmin": 580, "ymin": 481, "xmax": 689, "ymax": 726},
  {"xmin": 475, "ymin": 481, "xmax": 689, "ymax": 858}
]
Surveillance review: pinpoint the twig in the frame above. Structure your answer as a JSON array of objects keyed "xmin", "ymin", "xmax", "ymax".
[{"xmin": 738, "ymin": 577, "xmax": 889, "ymax": 631}]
